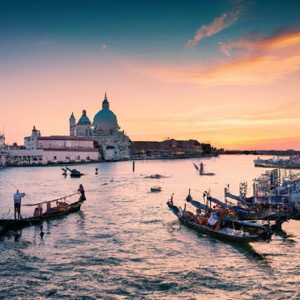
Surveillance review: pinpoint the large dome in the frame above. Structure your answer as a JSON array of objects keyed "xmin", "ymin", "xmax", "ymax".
[{"xmin": 93, "ymin": 94, "xmax": 120, "ymax": 130}]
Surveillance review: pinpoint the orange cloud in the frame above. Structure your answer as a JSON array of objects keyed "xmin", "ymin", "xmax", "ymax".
[
  {"xmin": 219, "ymin": 31, "xmax": 300, "ymax": 56},
  {"xmin": 195, "ymin": 53, "xmax": 300, "ymax": 86},
  {"xmin": 127, "ymin": 30, "xmax": 300, "ymax": 87}
]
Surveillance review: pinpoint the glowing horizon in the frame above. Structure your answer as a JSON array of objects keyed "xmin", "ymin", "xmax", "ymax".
[{"xmin": 1, "ymin": 0, "xmax": 300, "ymax": 151}]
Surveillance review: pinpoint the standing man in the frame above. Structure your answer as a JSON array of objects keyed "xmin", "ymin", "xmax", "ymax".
[
  {"xmin": 199, "ymin": 162, "xmax": 204, "ymax": 174},
  {"xmin": 14, "ymin": 189, "xmax": 25, "ymax": 220}
]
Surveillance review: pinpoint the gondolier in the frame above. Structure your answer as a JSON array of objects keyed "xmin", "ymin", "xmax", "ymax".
[
  {"xmin": 77, "ymin": 184, "xmax": 86, "ymax": 201},
  {"xmin": 13, "ymin": 189, "xmax": 25, "ymax": 220}
]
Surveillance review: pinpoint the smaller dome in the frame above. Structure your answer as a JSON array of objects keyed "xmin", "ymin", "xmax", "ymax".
[{"xmin": 77, "ymin": 110, "xmax": 91, "ymax": 125}]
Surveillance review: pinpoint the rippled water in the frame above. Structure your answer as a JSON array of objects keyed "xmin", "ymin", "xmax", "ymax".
[{"xmin": 0, "ymin": 155, "xmax": 299, "ymax": 299}]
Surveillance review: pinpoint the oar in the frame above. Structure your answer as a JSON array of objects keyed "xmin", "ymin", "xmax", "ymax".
[{"xmin": 23, "ymin": 192, "xmax": 79, "ymax": 206}]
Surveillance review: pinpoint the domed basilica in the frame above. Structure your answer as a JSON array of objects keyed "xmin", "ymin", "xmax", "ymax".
[{"xmin": 69, "ymin": 93, "xmax": 131, "ymax": 161}]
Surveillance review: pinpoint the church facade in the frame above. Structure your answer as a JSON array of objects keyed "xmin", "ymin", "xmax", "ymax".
[{"xmin": 70, "ymin": 93, "xmax": 131, "ymax": 161}]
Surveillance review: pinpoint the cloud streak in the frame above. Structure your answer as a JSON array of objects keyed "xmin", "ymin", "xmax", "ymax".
[{"xmin": 186, "ymin": 2, "xmax": 242, "ymax": 47}]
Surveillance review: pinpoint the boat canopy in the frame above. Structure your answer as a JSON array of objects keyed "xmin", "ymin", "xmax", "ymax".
[
  {"xmin": 207, "ymin": 195, "xmax": 227, "ymax": 208},
  {"xmin": 185, "ymin": 196, "xmax": 210, "ymax": 211},
  {"xmin": 225, "ymin": 191, "xmax": 254, "ymax": 204}
]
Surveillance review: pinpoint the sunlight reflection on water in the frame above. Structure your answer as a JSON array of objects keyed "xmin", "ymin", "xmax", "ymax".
[{"xmin": 0, "ymin": 155, "xmax": 299, "ymax": 299}]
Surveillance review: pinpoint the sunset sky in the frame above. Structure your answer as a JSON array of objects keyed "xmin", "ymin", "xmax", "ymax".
[{"xmin": 1, "ymin": 0, "xmax": 300, "ymax": 150}]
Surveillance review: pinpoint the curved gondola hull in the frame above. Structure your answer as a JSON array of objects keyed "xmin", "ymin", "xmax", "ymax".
[
  {"xmin": 0, "ymin": 200, "xmax": 83, "ymax": 234},
  {"xmin": 167, "ymin": 201, "xmax": 272, "ymax": 243}
]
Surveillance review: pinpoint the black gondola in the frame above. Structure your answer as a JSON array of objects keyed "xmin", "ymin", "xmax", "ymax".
[
  {"xmin": 0, "ymin": 192, "xmax": 85, "ymax": 234},
  {"xmin": 167, "ymin": 196, "xmax": 273, "ymax": 244}
]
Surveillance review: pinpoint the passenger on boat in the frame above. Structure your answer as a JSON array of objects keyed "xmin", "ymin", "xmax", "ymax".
[
  {"xmin": 33, "ymin": 205, "xmax": 43, "ymax": 217},
  {"xmin": 46, "ymin": 201, "xmax": 68, "ymax": 213},
  {"xmin": 208, "ymin": 212, "xmax": 219, "ymax": 227},
  {"xmin": 77, "ymin": 184, "xmax": 86, "ymax": 201},
  {"xmin": 208, "ymin": 209, "xmax": 224, "ymax": 229},
  {"xmin": 13, "ymin": 189, "xmax": 25, "ymax": 220},
  {"xmin": 197, "ymin": 215, "xmax": 208, "ymax": 225},
  {"xmin": 183, "ymin": 210, "xmax": 195, "ymax": 221}
]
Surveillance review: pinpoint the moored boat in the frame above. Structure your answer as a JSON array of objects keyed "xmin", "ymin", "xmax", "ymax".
[
  {"xmin": 254, "ymin": 155, "xmax": 300, "ymax": 169},
  {"xmin": 224, "ymin": 169, "xmax": 300, "ymax": 221},
  {"xmin": 167, "ymin": 195, "xmax": 273, "ymax": 244}
]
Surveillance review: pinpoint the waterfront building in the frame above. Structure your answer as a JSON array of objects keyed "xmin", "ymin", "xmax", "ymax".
[
  {"xmin": 70, "ymin": 93, "xmax": 131, "ymax": 161},
  {"xmin": 131, "ymin": 139, "xmax": 203, "ymax": 158},
  {"xmin": 5, "ymin": 126, "xmax": 99, "ymax": 165},
  {"xmin": 0, "ymin": 133, "xmax": 7, "ymax": 166}
]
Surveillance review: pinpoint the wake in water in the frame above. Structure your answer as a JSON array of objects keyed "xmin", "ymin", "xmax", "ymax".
[
  {"xmin": 162, "ymin": 220, "xmax": 181, "ymax": 233},
  {"xmin": 235, "ymin": 243, "xmax": 268, "ymax": 262}
]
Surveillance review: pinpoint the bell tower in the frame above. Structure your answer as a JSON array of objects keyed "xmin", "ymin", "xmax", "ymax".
[{"xmin": 69, "ymin": 112, "xmax": 76, "ymax": 136}]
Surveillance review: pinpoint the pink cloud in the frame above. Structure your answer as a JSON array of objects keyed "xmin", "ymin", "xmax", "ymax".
[{"xmin": 219, "ymin": 37, "xmax": 259, "ymax": 56}]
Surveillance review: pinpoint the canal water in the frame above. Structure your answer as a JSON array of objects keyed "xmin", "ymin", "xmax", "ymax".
[{"xmin": 0, "ymin": 155, "xmax": 299, "ymax": 299}]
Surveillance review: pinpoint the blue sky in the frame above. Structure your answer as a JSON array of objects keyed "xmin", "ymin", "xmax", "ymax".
[{"xmin": 1, "ymin": 0, "xmax": 300, "ymax": 150}]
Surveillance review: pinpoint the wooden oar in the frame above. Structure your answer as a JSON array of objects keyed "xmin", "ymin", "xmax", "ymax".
[{"xmin": 23, "ymin": 192, "xmax": 79, "ymax": 206}]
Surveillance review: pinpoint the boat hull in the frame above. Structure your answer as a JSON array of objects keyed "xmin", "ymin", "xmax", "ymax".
[
  {"xmin": 0, "ymin": 201, "xmax": 83, "ymax": 233},
  {"xmin": 167, "ymin": 202, "xmax": 272, "ymax": 243}
]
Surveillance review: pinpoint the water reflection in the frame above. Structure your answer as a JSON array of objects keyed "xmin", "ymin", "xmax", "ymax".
[{"xmin": 0, "ymin": 156, "xmax": 299, "ymax": 299}]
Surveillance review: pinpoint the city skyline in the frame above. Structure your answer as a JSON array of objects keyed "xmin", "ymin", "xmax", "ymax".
[{"xmin": 1, "ymin": 0, "xmax": 300, "ymax": 150}]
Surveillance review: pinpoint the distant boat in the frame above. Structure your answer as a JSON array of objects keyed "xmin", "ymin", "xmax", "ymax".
[
  {"xmin": 151, "ymin": 186, "xmax": 162, "ymax": 192},
  {"xmin": 66, "ymin": 167, "xmax": 84, "ymax": 178},
  {"xmin": 200, "ymin": 171, "xmax": 215, "ymax": 176},
  {"xmin": 198, "ymin": 162, "xmax": 215, "ymax": 176},
  {"xmin": 145, "ymin": 174, "xmax": 170, "ymax": 179}
]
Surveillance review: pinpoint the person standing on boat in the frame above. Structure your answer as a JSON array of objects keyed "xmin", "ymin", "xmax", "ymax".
[
  {"xmin": 199, "ymin": 162, "xmax": 204, "ymax": 174},
  {"xmin": 13, "ymin": 189, "xmax": 25, "ymax": 220},
  {"xmin": 77, "ymin": 184, "xmax": 86, "ymax": 202}
]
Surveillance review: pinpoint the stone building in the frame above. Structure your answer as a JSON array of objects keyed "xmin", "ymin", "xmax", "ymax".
[
  {"xmin": 131, "ymin": 139, "xmax": 203, "ymax": 158},
  {"xmin": 4, "ymin": 126, "xmax": 99, "ymax": 165},
  {"xmin": 70, "ymin": 93, "xmax": 131, "ymax": 161}
]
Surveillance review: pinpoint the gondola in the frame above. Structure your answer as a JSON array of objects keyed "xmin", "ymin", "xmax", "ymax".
[
  {"xmin": 0, "ymin": 191, "xmax": 85, "ymax": 234},
  {"xmin": 167, "ymin": 196, "xmax": 273, "ymax": 244},
  {"xmin": 186, "ymin": 190, "xmax": 288, "ymax": 231},
  {"xmin": 66, "ymin": 167, "xmax": 84, "ymax": 178}
]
